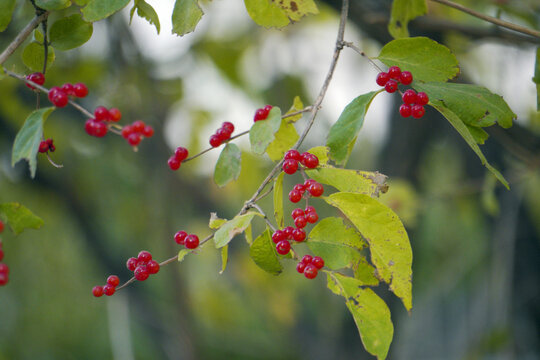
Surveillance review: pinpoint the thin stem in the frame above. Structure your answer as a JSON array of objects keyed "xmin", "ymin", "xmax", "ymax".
[
  {"xmin": 430, "ymin": 0, "xmax": 540, "ymax": 39},
  {"xmin": 0, "ymin": 12, "xmax": 49, "ymax": 66},
  {"xmin": 248, "ymin": 203, "xmax": 277, "ymax": 232},
  {"xmin": 342, "ymin": 41, "xmax": 384, "ymax": 72}
]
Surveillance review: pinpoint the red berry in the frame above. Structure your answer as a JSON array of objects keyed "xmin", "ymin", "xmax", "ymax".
[
  {"xmin": 126, "ymin": 257, "xmax": 137, "ymax": 271},
  {"xmin": 107, "ymin": 275, "xmax": 120, "ymax": 287},
  {"xmin": 94, "ymin": 106, "xmax": 110, "ymax": 121},
  {"xmin": 103, "ymin": 284, "xmax": 116, "ymax": 296},
  {"xmin": 411, "ymin": 104, "xmax": 425, "ymax": 118},
  {"xmin": 304, "ymin": 264, "xmax": 318, "ymax": 279},
  {"xmin": 61, "ymin": 83, "xmax": 75, "ymax": 96},
  {"xmin": 296, "ymin": 261, "xmax": 306, "ymax": 273},
  {"xmin": 312, "ymin": 256, "xmax": 325, "ymax": 269},
  {"xmin": 293, "ymin": 184, "xmax": 306, "ymax": 194},
  {"xmin": 168, "ymin": 156, "xmax": 181, "ymax": 171},
  {"xmin": 132, "ymin": 120, "xmax": 145, "ymax": 133},
  {"xmin": 291, "ymin": 208, "xmax": 304, "ymax": 219},
  {"xmin": 301, "ymin": 153, "xmax": 319, "ymax": 169},
  {"xmin": 282, "ymin": 159, "xmax": 298, "ymax": 175},
  {"xmin": 121, "ymin": 125, "xmax": 134, "ymax": 139},
  {"xmin": 0, "ymin": 263, "xmax": 9, "ymax": 274},
  {"xmin": 109, "ymin": 108, "xmax": 122, "ymax": 122},
  {"xmin": 399, "ymin": 104, "xmax": 412, "ymax": 118},
  {"xmin": 306, "ymin": 212, "xmax": 318, "ymax": 223},
  {"xmin": 263, "ymin": 105, "xmax": 273, "ymax": 115},
  {"xmin": 48, "ymin": 88, "xmax": 68, "ymax": 107},
  {"xmin": 301, "ymin": 255, "xmax": 313, "ymax": 264},
  {"xmin": 308, "ymin": 182, "xmax": 324, "ymax": 197},
  {"xmin": 253, "ymin": 108, "xmax": 266, "ymax": 122},
  {"xmin": 0, "ymin": 272, "xmax": 7, "ymax": 286},
  {"xmin": 138, "ymin": 250, "xmax": 152, "ymax": 263},
  {"xmin": 399, "ymin": 71, "xmax": 413, "ymax": 85},
  {"xmin": 174, "ymin": 147, "xmax": 189, "ymax": 161},
  {"xmin": 134, "ymin": 266, "xmax": 149, "ymax": 281},
  {"xmin": 283, "ymin": 226, "xmax": 294, "ymax": 239},
  {"xmin": 384, "ymin": 80, "xmax": 398, "ymax": 93},
  {"xmin": 288, "ymin": 189, "xmax": 303, "ymax": 203},
  {"xmin": 276, "ymin": 240, "xmax": 291, "ymax": 255},
  {"xmin": 142, "ymin": 125, "xmax": 154, "ymax": 137},
  {"xmin": 147, "ymin": 260, "xmax": 160, "ymax": 274},
  {"xmin": 416, "ymin": 92, "xmax": 429, "ymax": 106},
  {"xmin": 127, "ymin": 133, "xmax": 141, "ymax": 146},
  {"xmin": 73, "ymin": 83, "xmax": 88, "ymax": 97},
  {"xmin": 284, "ymin": 150, "xmax": 301, "ymax": 161},
  {"xmin": 272, "ymin": 230, "xmax": 286, "ymax": 243},
  {"xmin": 92, "ymin": 286, "xmax": 104, "ymax": 297},
  {"xmin": 294, "ymin": 215, "xmax": 307, "ymax": 228},
  {"xmin": 388, "ymin": 66, "xmax": 402, "ymax": 79},
  {"xmin": 0, "ymin": 249, "xmax": 3, "ymax": 261},
  {"xmin": 304, "ymin": 179, "xmax": 316, "ymax": 188},
  {"xmin": 402, "ymin": 89, "xmax": 417, "ymax": 105},
  {"xmin": 376, "ymin": 72, "xmax": 390, "ymax": 87},
  {"xmin": 222, "ymin": 122, "xmax": 235, "ymax": 134},
  {"xmin": 0, "ymin": 220, "xmax": 4, "ymax": 233},
  {"xmin": 305, "ymin": 206, "xmax": 316, "ymax": 214},
  {"xmin": 38, "ymin": 141, "xmax": 49, "ymax": 153},
  {"xmin": 175, "ymin": 230, "xmax": 188, "ymax": 245},
  {"xmin": 185, "ymin": 234, "xmax": 199, "ymax": 249},
  {"xmin": 26, "ymin": 72, "xmax": 45, "ymax": 90},
  {"xmin": 216, "ymin": 128, "xmax": 230, "ymax": 142},
  {"xmin": 292, "ymin": 228, "xmax": 306, "ymax": 242},
  {"xmin": 209, "ymin": 134, "xmax": 221, "ymax": 148},
  {"xmin": 93, "ymin": 121, "xmax": 108, "ymax": 138}
]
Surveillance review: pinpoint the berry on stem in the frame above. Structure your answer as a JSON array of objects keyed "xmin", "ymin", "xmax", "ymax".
[
  {"xmin": 26, "ymin": 72, "xmax": 45, "ymax": 90},
  {"xmin": 0, "ymin": 220, "xmax": 4, "ymax": 233},
  {"xmin": 388, "ymin": 66, "xmax": 402, "ymax": 79},
  {"xmin": 402, "ymin": 89, "xmax": 417, "ymax": 105},
  {"xmin": 308, "ymin": 182, "xmax": 324, "ymax": 197},
  {"xmin": 168, "ymin": 156, "xmax": 181, "ymax": 171},
  {"xmin": 175, "ymin": 230, "xmax": 188, "ymax": 245},
  {"xmin": 411, "ymin": 104, "xmax": 425, "ymax": 119},
  {"xmin": 399, "ymin": 104, "xmax": 412, "ymax": 118},
  {"xmin": 134, "ymin": 266, "xmax": 149, "ymax": 281},
  {"xmin": 94, "ymin": 106, "xmax": 110, "ymax": 121},
  {"xmin": 376, "ymin": 72, "xmax": 390, "ymax": 87},
  {"xmin": 384, "ymin": 80, "xmax": 398, "ymax": 93},
  {"xmin": 272, "ymin": 230, "xmax": 286, "ymax": 243},
  {"xmin": 209, "ymin": 135, "xmax": 221, "ymax": 148},
  {"xmin": 292, "ymin": 228, "xmax": 306, "ymax": 242},
  {"xmin": 185, "ymin": 234, "xmax": 199, "ymax": 249},
  {"xmin": 276, "ymin": 240, "xmax": 291, "ymax": 255},
  {"xmin": 109, "ymin": 108, "xmax": 122, "ymax": 122},
  {"xmin": 312, "ymin": 256, "xmax": 325, "ymax": 269},
  {"xmin": 127, "ymin": 133, "xmax": 141, "ymax": 146},
  {"xmin": 284, "ymin": 150, "xmax": 301, "ymax": 161},
  {"xmin": 301, "ymin": 153, "xmax": 319, "ymax": 169},
  {"xmin": 288, "ymin": 189, "xmax": 303, "ymax": 203},
  {"xmin": 416, "ymin": 92, "xmax": 429, "ymax": 106},
  {"xmin": 107, "ymin": 275, "xmax": 120, "ymax": 287},
  {"xmin": 282, "ymin": 159, "xmax": 298, "ymax": 175},
  {"xmin": 306, "ymin": 212, "xmax": 318, "ymax": 224},
  {"xmin": 301, "ymin": 255, "xmax": 313, "ymax": 264},
  {"xmin": 147, "ymin": 260, "xmax": 160, "ymax": 274},
  {"xmin": 296, "ymin": 262, "xmax": 306, "ymax": 273},
  {"xmin": 48, "ymin": 87, "xmax": 68, "ymax": 107},
  {"xmin": 291, "ymin": 208, "xmax": 304, "ymax": 219},
  {"xmin": 0, "ymin": 264, "xmax": 9, "ymax": 275},
  {"xmin": 138, "ymin": 251, "xmax": 152, "ymax": 262},
  {"xmin": 174, "ymin": 147, "xmax": 189, "ymax": 161},
  {"xmin": 61, "ymin": 83, "xmax": 75, "ymax": 96},
  {"xmin": 73, "ymin": 83, "xmax": 88, "ymax": 98},
  {"xmin": 126, "ymin": 257, "xmax": 137, "ymax": 271},
  {"xmin": 92, "ymin": 286, "xmax": 104, "ymax": 297},
  {"xmin": 304, "ymin": 264, "xmax": 318, "ymax": 279},
  {"xmin": 103, "ymin": 284, "xmax": 116, "ymax": 296},
  {"xmin": 294, "ymin": 215, "xmax": 307, "ymax": 229},
  {"xmin": 399, "ymin": 71, "xmax": 413, "ymax": 85}
]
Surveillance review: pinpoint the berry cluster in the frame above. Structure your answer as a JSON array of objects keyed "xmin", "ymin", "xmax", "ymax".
[
  {"xmin": 271, "ymin": 207, "xmax": 319, "ymax": 256},
  {"xmin": 92, "ymin": 275, "xmax": 120, "ymax": 297},
  {"xmin": 168, "ymin": 146, "xmax": 189, "ymax": 171},
  {"xmin": 399, "ymin": 89, "xmax": 429, "ymax": 119},
  {"xmin": 253, "ymin": 105, "xmax": 273, "ymax": 122},
  {"xmin": 121, "ymin": 120, "xmax": 154, "ymax": 146},
  {"xmin": 296, "ymin": 255, "xmax": 324, "ymax": 279},
  {"xmin": 0, "ymin": 221, "xmax": 8, "ymax": 286},
  {"xmin": 376, "ymin": 66, "xmax": 412, "ymax": 93},
  {"xmin": 209, "ymin": 122, "xmax": 235, "ymax": 148},
  {"xmin": 127, "ymin": 251, "xmax": 160, "ymax": 282},
  {"xmin": 174, "ymin": 230, "xmax": 200, "ymax": 249},
  {"xmin": 48, "ymin": 83, "xmax": 88, "ymax": 108},
  {"xmin": 282, "ymin": 150, "xmax": 319, "ymax": 174},
  {"xmin": 38, "ymin": 138, "xmax": 55, "ymax": 153},
  {"xmin": 289, "ymin": 179, "xmax": 324, "ymax": 203}
]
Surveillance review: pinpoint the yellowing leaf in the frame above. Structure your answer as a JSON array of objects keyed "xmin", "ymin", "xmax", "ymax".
[
  {"xmin": 388, "ymin": 0, "xmax": 427, "ymax": 39},
  {"xmin": 244, "ymin": 0, "xmax": 318, "ymax": 28},
  {"xmin": 209, "ymin": 212, "xmax": 227, "ymax": 229},
  {"xmin": 306, "ymin": 167, "xmax": 388, "ymax": 197},
  {"xmin": 306, "ymin": 146, "xmax": 329, "ymax": 165},
  {"xmin": 0, "ymin": 202, "xmax": 44, "ymax": 235},
  {"xmin": 220, "ymin": 245, "xmax": 228, "ymax": 274},
  {"xmin": 214, "ymin": 212, "xmax": 260, "ymax": 248}
]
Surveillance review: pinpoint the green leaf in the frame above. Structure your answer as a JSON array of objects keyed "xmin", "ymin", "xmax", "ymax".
[
  {"xmin": 279, "ymin": 0, "xmax": 318, "ymax": 21},
  {"xmin": 306, "ymin": 167, "xmax": 388, "ymax": 197},
  {"xmin": 250, "ymin": 107, "xmax": 282, "ymax": 155},
  {"xmin": 353, "ymin": 256, "xmax": 379, "ymax": 286},
  {"xmin": 130, "ymin": 0, "xmax": 160, "ymax": 34},
  {"xmin": 326, "ymin": 91, "xmax": 381, "ymax": 164},
  {"xmin": 73, "ymin": 0, "xmax": 90, "ymax": 5},
  {"xmin": 172, "ymin": 0, "xmax": 203, "ymax": 36},
  {"xmin": 284, "ymin": 96, "xmax": 305, "ymax": 123},
  {"xmin": 532, "ymin": 47, "xmax": 539, "ymax": 111},
  {"xmin": 307, "ymin": 217, "xmax": 366, "ymax": 270},
  {"xmin": 377, "ymin": 37, "xmax": 459, "ymax": 82},
  {"xmin": 22, "ymin": 42, "xmax": 55, "ymax": 72},
  {"xmin": 249, "ymin": 228, "xmax": 283, "ymax": 275},
  {"xmin": 414, "ymin": 82, "xmax": 515, "ymax": 129},
  {"xmin": 273, "ymin": 172, "xmax": 284, "ymax": 229},
  {"xmin": 214, "ymin": 143, "xmax": 242, "ymax": 187},
  {"xmin": 178, "ymin": 248, "xmax": 190, "ymax": 262},
  {"xmin": 209, "ymin": 212, "xmax": 227, "ymax": 229},
  {"xmin": 12, "ymin": 107, "xmax": 55, "ymax": 178},
  {"xmin": 244, "ymin": 0, "xmax": 317, "ymax": 28},
  {"xmin": 49, "ymin": 14, "xmax": 93, "ymax": 51},
  {"xmin": 214, "ymin": 212, "xmax": 259, "ymax": 248},
  {"xmin": 220, "ymin": 245, "xmax": 228, "ymax": 274},
  {"xmin": 33, "ymin": 30, "xmax": 44, "ymax": 44},
  {"xmin": 82, "ymin": 0, "xmax": 130, "ymax": 22},
  {"xmin": 266, "ymin": 119, "xmax": 299, "ymax": 161},
  {"xmin": 431, "ymin": 103, "xmax": 509, "ymax": 189},
  {"xmin": 35, "ymin": 0, "xmax": 71, "ymax": 10},
  {"xmin": 325, "ymin": 192, "xmax": 413, "ymax": 311},
  {"xmin": 466, "ymin": 125, "xmax": 489, "ymax": 145},
  {"xmin": 327, "ymin": 272, "xmax": 393, "ymax": 360},
  {"xmin": 0, "ymin": 0, "xmax": 16, "ymax": 32},
  {"xmin": 245, "ymin": 224, "xmax": 253, "ymax": 245},
  {"xmin": 0, "ymin": 202, "xmax": 44, "ymax": 235},
  {"xmin": 306, "ymin": 146, "xmax": 329, "ymax": 165},
  {"xmin": 388, "ymin": 0, "xmax": 427, "ymax": 39}
]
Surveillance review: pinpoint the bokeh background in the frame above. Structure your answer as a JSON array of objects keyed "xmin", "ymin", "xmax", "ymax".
[{"xmin": 0, "ymin": 0, "xmax": 539, "ymax": 359}]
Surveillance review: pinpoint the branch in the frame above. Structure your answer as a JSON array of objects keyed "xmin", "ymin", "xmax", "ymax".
[
  {"xmin": 0, "ymin": 12, "xmax": 50, "ymax": 66},
  {"xmin": 429, "ymin": 0, "xmax": 540, "ymax": 39}
]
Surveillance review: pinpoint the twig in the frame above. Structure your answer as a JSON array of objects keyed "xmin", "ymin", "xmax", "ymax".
[
  {"xmin": 430, "ymin": 0, "xmax": 540, "ymax": 39},
  {"xmin": 342, "ymin": 41, "xmax": 384, "ymax": 72},
  {"xmin": 247, "ymin": 202, "xmax": 277, "ymax": 232}
]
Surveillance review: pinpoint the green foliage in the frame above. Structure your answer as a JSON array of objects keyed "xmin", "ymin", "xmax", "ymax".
[
  {"xmin": 249, "ymin": 106, "xmax": 282, "ymax": 155},
  {"xmin": 0, "ymin": 0, "xmax": 16, "ymax": 32},
  {"xmin": 214, "ymin": 212, "xmax": 260, "ymax": 248},
  {"xmin": 82, "ymin": 0, "xmax": 130, "ymax": 22},
  {"xmin": 214, "ymin": 143, "xmax": 242, "ymax": 187},
  {"xmin": 266, "ymin": 97, "xmax": 302, "ymax": 161},
  {"xmin": 50, "ymin": 14, "xmax": 93, "ymax": 51},
  {"xmin": 327, "ymin": 272, "xmax": 394, "ymax": 360},
  {"xmin": 22, "ymin": 42, "xmax": 55, "ymax": 72},
  {"xmin": 273, "ymin": 172, "xmax": 284, "ymax": 229},
  {"xmin": 35, "ymin": 0, "xmax": 72, "ymax": 10},
  {"xmin": 172, "ymin": 0, "xmax": 203, "ymax": 36},
  {"xmin": 244, "ymin": 0, "xmax": 318, "ymax": 28},
  {"xmin": 326, "ymin": 91, "xmax": 381, "ymax": 164},
  {"xmin": 249, "ymin": 228, "xmax": 283, "ymax": 275},
  {"xmin": 130, "ymin": 0, "xmax": 161, "ymax": 34},
  {"xmin": 177, "ymin": 248, "xmax": 190, "ymax": 262},
  {"xmin": 11, "ymin": 107, "xmax": 55, "ymax": 178},
  {"xmin": 534, "ymin": 47, "xmax": 540, "ymax": 111},
  {"xmin": 306, "ymin": 146, "xmax": 329, "ymax": 165},
  {"xmin": 0, "ymin": 202, "xmax": 44, "ymax": 235},
  {"xmin": 377, "ymin": 37, "xmax": 459, "ymax": 82},
  {"xmin": 306, "ymin": 167, "xmax": 388, "ymax": 197},
  {"xmin": 388, "ymin": 0, "xmax": 427, "ymax": 39},
  {"xmin": 325, "ymin": 192, "xmax": 413, "ymax": 311},
  {"xmin": 209, "ymin": 213, "xmax": 227, "ymax": 229},
  {"xmin": 220, "ymin": 245, "xmax": 229, "ymax": 274},
  {"xmin": 33, "ymin": 30, "xmax": 45, "ymax": 44}
]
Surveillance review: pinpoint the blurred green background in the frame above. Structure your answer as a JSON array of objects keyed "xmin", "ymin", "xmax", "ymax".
[{"xmin": 0, "ymin": 0, "xmax": 539, "ymax": 359}]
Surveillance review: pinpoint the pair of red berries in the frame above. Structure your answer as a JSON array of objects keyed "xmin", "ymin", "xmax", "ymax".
[
  {"xmin": 92, "ymin": 275, "xmax": 120, "ymax": 297},
  {"xmin": 126, "ymin": 250, "xmax": 161, "ymax": 282},
  {"xmin": 289, "ymin": 179, "xmax": 324, "ymax": 203},
  {"xmin": 121, "ymin": 120, "xmax": 154, "ymax": 146},
  {"xmin": 209, "ymin": 122, "xmax": 235, "ymax": 148},
  {"xmin": 253, "ymin": 105, "xmax": 273, "ymax": 122},
  {"xmin": 38, "ymin": 138, "xmax": 55, "ymax": 153},
  {"xmin": 399, "ymin": 89, "xmax": 429, "ymax": 118},
  {"xmin": 291, "ymin": 205, "xmax": 319, "ymax": 228},
  {"xmin": 376, "ymin": 66, "xmax": 413, "ymax": 93},
  {"xmin": 174, "ymin": 231, "xmax": 200, "ymax": 249},
  {"xmin": 282, "ymin": 150, "xmax": 319, "ymax": 174},
  {"xmin": 296, "ymin": 255, "xmax": 324, "ymax": 279},
  {"xmin": 0, "ymin": 222, "xmax": 7, "ymax": 286},
  {"xmin": 168, "ymin": 146, "xmax": 189, "ymax": 171},
  {"xmin": 48, "ymin": 83, "xmax": 89, "ymax": 108}
]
